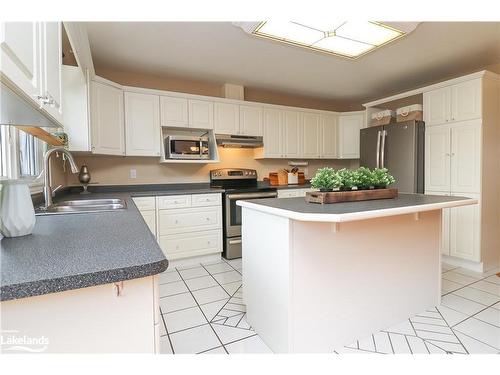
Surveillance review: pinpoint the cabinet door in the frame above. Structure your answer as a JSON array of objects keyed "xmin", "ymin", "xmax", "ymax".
[
  {"xmin": 160, "ymin": 96, "xmax": 188, "ymax": 127},
  {"xmin": 124, "ymin": 92, "xmax": 160, "ymax": 156},
  {"xmin": 0, "ymin": 22, "xmax": 40, "ymax": 99},
  {"xmin": 450, "ymin": 193, "xmax": 481, "ymax": 262},
  {"xmin": 239, "ymin": 105, "xmax": 262, "ymax": 136},
  {"xmin": 188, "ymin": 99, "xmax": 214, "ymax": 129},
  {"xmin": 41, "ymin": 22, "xmax": 62, "ymax": 123},
  {"xmin": 90, "ymin": 81, "xmax": 125, "ymax": 155},
  {"xmin": 451, "ymin": 79, "xmax": 481, "ymax": 122},
  {"xmin": 214, "ymin": 102, "xmax": 239, "ymax": 134},
  {"xmin": 139, "ymin": 210, "xmax": 157, "ymax": 238},
  {"xmin": 320, "ymin": 114, "xmax": 337, "ymax": 158},
  {"xmin": 301, "ymin": 112, "xmax": 320, "ymax": 158},
  {"xmin": 338, "ymin": 114, "xmax": 363, "ymax": 159},
  {"xmin": 425, "ymin": 125, "xmax": 451, "ymax": 192},
  {"xmin": 424, "ymin": 87, "xmax": 450, "ymax": 126},
  {"xmin": 262, "ymin": 108, "xmax": 283, "ymax": 158},
  {"xmin": 283, "ymin": 110, "xmax": 301, "ymax": 158},
  {"xmin": 450, "ymin": 120, "xmax": 481, "ymax": 194}
]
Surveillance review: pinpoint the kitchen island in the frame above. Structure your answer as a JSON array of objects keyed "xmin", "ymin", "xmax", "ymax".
[{"xmin": 237, "ymin": 193, "xmax": 477, "ymax": 353}]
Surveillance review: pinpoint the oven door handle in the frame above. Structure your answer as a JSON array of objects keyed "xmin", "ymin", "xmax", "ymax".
[
  {"xmin": 226, "ymin": 192, "xmax": 278, "ymax": 200},
  {"xmin": 228, "ymin": 239, "xmax": 242, "ymax": 245}
]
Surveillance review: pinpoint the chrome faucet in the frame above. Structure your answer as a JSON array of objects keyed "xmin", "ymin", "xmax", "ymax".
[{"xmin": 42, "ymin": 147, "xmax": 79, "ymax": 208}]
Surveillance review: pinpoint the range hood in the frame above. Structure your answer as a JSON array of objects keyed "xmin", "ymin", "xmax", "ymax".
[{"xmin": 216, "ymin": 134, "xmax": 263, "ymax": 148}]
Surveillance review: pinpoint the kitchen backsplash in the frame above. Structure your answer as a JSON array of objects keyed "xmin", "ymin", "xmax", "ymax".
[{"xmin": 66, "ymin": 148, "xmax": 358, "ymax": 186}]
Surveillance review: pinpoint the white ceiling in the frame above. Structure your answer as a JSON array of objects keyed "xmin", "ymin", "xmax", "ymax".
[{"xmin": 85, "ymin": 22, "xmax": 500, "ymax": 105}]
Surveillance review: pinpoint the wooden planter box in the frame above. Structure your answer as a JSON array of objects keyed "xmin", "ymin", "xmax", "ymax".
[{"xmin": 305, "ymin": 188, "xmax": 398, "ymax": 204}]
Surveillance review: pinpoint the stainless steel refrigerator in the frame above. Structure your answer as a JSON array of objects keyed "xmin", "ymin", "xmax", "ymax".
[{"xmin": 359, "ymin": 120, "xmax": 425, "ymax": 193}]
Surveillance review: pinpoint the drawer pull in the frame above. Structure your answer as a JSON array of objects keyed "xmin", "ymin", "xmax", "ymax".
[
  {"xmin": 175, "ymin": 220, "xmax": 178, "ymax": 224},
  {"xmin": 206, "ymin": 217, "xmax": 210, "ymax": 221}
]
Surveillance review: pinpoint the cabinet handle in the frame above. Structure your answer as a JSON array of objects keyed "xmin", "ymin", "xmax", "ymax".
[
  {"xmin": 206, "ymin": 217, "xmax": 210, "ymax": 221},
  {"xmin": 114, "ymin": 281, "xmax": 124, "ymax": 297},
  {"xmin": 175, "ymin": 220, "xmax": 178, "ymax": 224}
]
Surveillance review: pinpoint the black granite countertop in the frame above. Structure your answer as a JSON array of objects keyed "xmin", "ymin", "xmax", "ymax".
[
  {"xmin": 237, "ymin": 193, "xmax": 475, "ymax": 222},
  {"xmin": 1, "ymin": 191, "xmax": 173, "ymax": 301}
]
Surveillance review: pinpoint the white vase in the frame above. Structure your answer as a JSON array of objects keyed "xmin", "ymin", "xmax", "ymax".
[{"xmin": 0, "ymin": 180, "xmax": 36, "ymax": 237}]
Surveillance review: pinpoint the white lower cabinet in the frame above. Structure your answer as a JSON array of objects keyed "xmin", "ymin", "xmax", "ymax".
[
  {"xmin": 449, "ymin": 193, "xmax": 481, "ymax": 262},
  {"xmin": 156, "ymin": 193, "xmax": 222, "ymax": 260},
  {"xmin": 0, "ymin": 276, "xmax": 158, "ymax": 353},
  {"xmin": 427, "ymin": 191, "xmax": 480, "ymax": 261},
  {"xmin": 159, "ymin": 230, "xmax": 222, "ymax": 259},
  {"xmin": 133, "ymin": 197, "xmax": 157, "ymax": 238}
]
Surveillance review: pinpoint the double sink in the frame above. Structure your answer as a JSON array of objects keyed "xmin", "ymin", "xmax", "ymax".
[{"xmin": 36, "ymin": 198, "xmax": 127, "ymax": 215}]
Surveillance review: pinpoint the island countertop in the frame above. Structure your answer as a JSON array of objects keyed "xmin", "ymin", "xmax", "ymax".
[
  {"xmin": 237, "ymin": 193, "xmax": 477, "ymax": 223},
  {"xmin": 0, "ymin": 192, "xmax": 169, "ymax": 302}
]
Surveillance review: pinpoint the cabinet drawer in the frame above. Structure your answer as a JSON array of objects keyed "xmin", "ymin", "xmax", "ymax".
[
  {"xmin": 158, "ymin": 206, "xmax": 222, "ymax": 235},
  {"xmin": 191, "ymin": 193, "xmax": 222, "ymax": 207},
  {"xmin": 277, "ymin": 189, "xmax": 301, "ymax": 198},
  {"xmin": 157, "ymin": 195, "xmax": 191, "ymax": 210},
  {"xmin": 159, "ymin": 230, "xmax": 222, "ymax": 257},
  {"xmin": 132, "ymin": 197, "xmax": 156, "ymax": 211}
]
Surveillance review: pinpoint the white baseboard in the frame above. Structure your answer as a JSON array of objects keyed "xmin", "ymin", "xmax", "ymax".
[
  {"xmin": 167, "ymin": 253, "xmax": 221, "ymax": 269},
  {"xmin": 442, "ymin": 255, "xmax": 484, "ymax": 273}
]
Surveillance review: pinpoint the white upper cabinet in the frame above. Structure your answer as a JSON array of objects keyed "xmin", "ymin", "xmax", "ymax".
[
  {"xmin": 425, "ymin": 125, "xmax": 451, "ymax": 192},
  {"xmin": 424, "ymin": 78, "xmax": 482, "ymax": 126},
  {"xmin": 262, "ymin": 108, "xmax": 283, "ymax": 158},
  {"xmin": 239, "ymin": 105, "xmax": 262, "ymax": 136},
  {"xmin": 0, "ymin": 22, "xmax": 63, "ymax": 125},
  {"xmin": 214, "ymin": 102, "xmax": 239, "ymax": 134},
  {"xmin": 425, "ymin": 120, "xmax": 481, "ymax": 194},
  {"xmin": 188, "ymin": 99, "xmax": 214, "ymax": 129},
  {"xmin": 124, "ymin": 92, "xmax": 161, "ymax": 157},
  {"xmin": 283, "ymin": 110, "xmax": 301, "ymax": 158},
  {"xmin": 450, "ymin": 120, "xmax": 481, "ymax": 193},
  {"xmin": 424, "ymin": 87, "xmax": 450, "ymax": 126},
  {"xmin": 301, "ymin": 112, "xmax": 320, "ymax": 158},
  {"xmin": 320, "ymin": 114, "xmax": 338, "ymax": 158},
  {"xmin": 0, "ymin": 22, "xmax": 40, "ymax": 101},
  {"xmin": 160, "ymin": 96, "xmax": 188, "ymax": 127},
  {"xmin": 338, "ymin": 112, "xmax": 364, "ymax": 159},
  {"xmin": 40, "ymin": 22, "xmax": 62, "ymax": 124},
  {"xmin": 90, "ymin": 80, "xmax": 125, "ymax": 155},
  {"xmin": 451, "ymin": 79, "xmax": 482, "ymax": 122}
]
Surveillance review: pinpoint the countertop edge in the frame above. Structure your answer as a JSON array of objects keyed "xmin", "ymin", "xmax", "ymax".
[
  {"xmin": 237, "ymin": 198, "xmax": 478, "ymax": 223},
  {"xmin": 0, "ymin": 258, "xmax": 169, "ymax": 302}
]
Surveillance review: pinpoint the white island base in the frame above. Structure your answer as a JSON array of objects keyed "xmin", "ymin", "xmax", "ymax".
[{"xmin": 242, "ymin": 208, "xmax": 443, "ymax": 353}]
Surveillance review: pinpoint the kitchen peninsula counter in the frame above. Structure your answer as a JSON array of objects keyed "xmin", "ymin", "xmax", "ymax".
[{"xmin": 237, "ymin": 193, "xmax": 476, "ymax": 353}]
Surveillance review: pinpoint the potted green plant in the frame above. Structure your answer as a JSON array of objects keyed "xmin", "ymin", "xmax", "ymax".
[
  {"xmin": 356, "ymin": 167, "xmax": 374, "ymax": 190},
  {"xmin": 337, "ymin": 168, "xmax": 361, "ymax": 191},
  {"xmin": 371, "ymin": 168, "xmax": 396, "ymax": 189},
  {"xmin": 310, "ymin": 167, "xmax": 342, "ymax": 192}
]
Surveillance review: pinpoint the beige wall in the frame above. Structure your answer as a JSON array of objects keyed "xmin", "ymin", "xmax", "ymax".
[
  {"xmin": 95, "ymin": 66, "xmax": 358, "ymax": 112},
  {"xmin": 67, "ymin": 148, "xmax": 355, "ymax": 186}
]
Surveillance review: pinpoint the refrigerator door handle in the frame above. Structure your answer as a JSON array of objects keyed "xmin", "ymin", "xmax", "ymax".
[
  {"xmin": 380, "ymin": 130, "xmax": 387, "ymax": 168},
  {"xmin": 376, "ymin": 130, "xmax": 381, "ymax": 168}
]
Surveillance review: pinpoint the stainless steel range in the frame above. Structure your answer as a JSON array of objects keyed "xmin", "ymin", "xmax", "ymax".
[{"xmin": 210, "ymin": 168, "xmax": 277, "ymax": 259}]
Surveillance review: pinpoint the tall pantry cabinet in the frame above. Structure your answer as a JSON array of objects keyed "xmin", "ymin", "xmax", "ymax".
[{"xmin": 424, "ymin": 72, "xmax": 499, "ymax": 271}]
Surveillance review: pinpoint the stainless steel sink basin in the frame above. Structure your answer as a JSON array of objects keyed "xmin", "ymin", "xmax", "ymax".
[{"xmin": 35, "ymin": 198, "xmax": 127, "ymax": 215}]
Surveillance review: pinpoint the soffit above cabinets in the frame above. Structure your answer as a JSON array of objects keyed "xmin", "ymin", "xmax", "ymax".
[{"xmin": 84, "ymin": 22, "xmax": 500, "ymax": 104}]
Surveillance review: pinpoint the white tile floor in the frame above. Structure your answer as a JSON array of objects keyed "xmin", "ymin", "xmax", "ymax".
[{"xmin": 158, "ymin": 259, "xmax": 500, "ymax": 354}]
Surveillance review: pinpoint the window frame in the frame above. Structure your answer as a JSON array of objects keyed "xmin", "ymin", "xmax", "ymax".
[{"xmin": 0, "ymin": 126, "xmax": 46, "ymax": 194}]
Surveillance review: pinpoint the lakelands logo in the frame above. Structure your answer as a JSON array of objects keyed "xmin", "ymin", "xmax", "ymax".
[{"xmin": 1, "ymin": 330, "xmax": 49, "ymax": 353}]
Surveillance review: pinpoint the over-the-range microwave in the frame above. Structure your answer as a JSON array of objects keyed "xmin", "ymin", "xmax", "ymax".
[{"xmin": 165, "ymin": 135, "xmax": 210, "ymax": 160}]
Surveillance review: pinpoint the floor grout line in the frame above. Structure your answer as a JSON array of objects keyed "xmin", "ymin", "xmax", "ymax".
[{"xmin": 174, "ymin": 268, "xmax": 229, "ymax": 354}]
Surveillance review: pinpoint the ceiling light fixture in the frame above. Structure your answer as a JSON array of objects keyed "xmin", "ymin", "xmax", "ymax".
[{"xmin": 238, "ymin": 21, "xmax": 418, "ymax": 59}]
